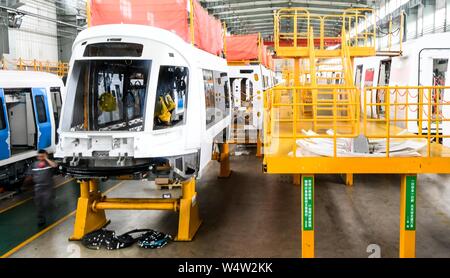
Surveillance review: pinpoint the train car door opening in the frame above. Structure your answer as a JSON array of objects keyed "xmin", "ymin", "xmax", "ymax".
[
  {"xmin": 50, "ymin": 87, "xmax": 62, "ymax": 142},
  {"xmin": 419, "ymin": 49, "xmax": 450, "ymax": 145},
  {"xmin": 3, "ymin": 88, "xmax": 37, "ymax": 154}
]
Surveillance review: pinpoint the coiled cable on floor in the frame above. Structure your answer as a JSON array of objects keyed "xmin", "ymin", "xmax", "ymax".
[
  {"xmin": 81, "ymin": 228, "xmax": 172, "ymax": 250},
  {"xmin": 136, "ymin": 230, "xmax": 172, "ymax": 249}
]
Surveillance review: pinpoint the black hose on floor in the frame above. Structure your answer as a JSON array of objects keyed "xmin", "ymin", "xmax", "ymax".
[{"xmin": 81, "ymin": 228, "xmax": 172, "ymax": 250}]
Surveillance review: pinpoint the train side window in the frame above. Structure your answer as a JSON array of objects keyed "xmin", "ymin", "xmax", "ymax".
[
  {"xmin": 203, "ymin": 70, "xmax": 230, "ymax": 129},
  {"xmin": 35, "ymin": 96, "xmax": 48, "ymax": 123},
  {"xmin": 153, "ymin": 66, "xmax": 189, "ymax": 130},
  {"xmin": 0, "ymin": 98, "xmax": 6, "ymax": 130}
]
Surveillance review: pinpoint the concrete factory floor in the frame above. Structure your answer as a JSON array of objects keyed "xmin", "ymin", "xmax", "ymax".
[{"xmin": 3, "ymin": 146, "xmax": 450, "ymax": 258}]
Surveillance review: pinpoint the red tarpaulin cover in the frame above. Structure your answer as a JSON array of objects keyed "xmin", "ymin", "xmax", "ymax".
[
  {"xmin": 261, "ymin": 45, "xmax": 268, "ymax": 67},
  {"xmin": 89, "ymin": 0, "xmax": 223, "ymax": 56},
  {"xmin": 193, "ymin": 0, "xmax": 223, "ymax": 56},
  {"xmin": 225, "ymin": 34, "xmax": 259, "ymax": 62}
]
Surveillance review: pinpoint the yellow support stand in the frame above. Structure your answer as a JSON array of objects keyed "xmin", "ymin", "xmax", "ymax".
[
  {"xmin": 176, "ymin": 178, "xmax": 202, "ymax": 241},
  {"xmin": 301, "ymin": 175, "xmax": 315, "ymax": 258},
  {"xmin": 345, "ymin": 173, "xmax": 354, "ymax": 186},
  {"xmin": 256, "ymin": 130, "xmax": 263, "ymax": 157},
  {"xmin": 70, "ymin": 179, "xmax": 107, "ymax": 241},
  {"xmin": 70, "ymin": 178, "xmax": 202, "ymax": 242},
  {"xmin": 293, "ymin": 174, "xmax": 301, "ymax": 185},
  {"xmin": 218, "ymin": 143, "xmax": 232, "ymax": 178},
  {"xmin": 399, "ymin": 174, "xmax": 416, "ymax": 258}
]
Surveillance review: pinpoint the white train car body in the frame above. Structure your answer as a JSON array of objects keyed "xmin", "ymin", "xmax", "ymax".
[
  {"xmin": 56, "ymin": 24, "xmax": 231, "ymax": 179},
  {"xmin": 354, "ymin": 33, "xmax": 450, "ymax": 147},
  {"xmin": 228, "ymin": 64, "xmax": 276, "ymax": 142},
  {"xmin": 0, "ymin": 71, "xmax": 64, "ymax": 185}
]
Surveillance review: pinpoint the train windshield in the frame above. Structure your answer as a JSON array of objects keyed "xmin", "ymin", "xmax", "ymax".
[{"xmin": 70, "ymin": 59, "xmax": 151, "ymax": 131}]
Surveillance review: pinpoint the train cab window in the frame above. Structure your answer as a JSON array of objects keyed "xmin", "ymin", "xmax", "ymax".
[
  {"xmin": 70, "ymin": 59, "xmax": 151, "ymax": 131},
  {"xmin": 153, "ymin": 66, "xmax": 189, "ymax": 130},
  {"xmin": 35, "ymin": 96, "xmax": 47, "ymax": 123},
  {"xmin": 203, "ymin": 70, "xmax": 230, "ymax": 129},
  {"xmin": 84, "ymin": 43, "xmax": 143, "ymax": 57},
  {"xmin": 0, "ymin": 99, "xmax": 6, "ymax": 130}
]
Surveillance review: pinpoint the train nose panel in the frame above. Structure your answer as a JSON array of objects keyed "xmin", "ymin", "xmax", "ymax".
[
  {"xmin": 59, "ymin": 134, "xmax": 135, "ymax": 158},
  {"xmin": 57, "ymin": 134, "xmax": 148, "ymax": 178}
]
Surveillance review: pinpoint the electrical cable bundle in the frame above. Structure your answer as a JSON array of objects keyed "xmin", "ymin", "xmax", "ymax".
[
  {"xmin": 81, "ymin": 228, "xmax": 172, "ymax": 250},
  {"xmin": 137, "ymin": 230, "xmax": 173, "ymax": 249}
]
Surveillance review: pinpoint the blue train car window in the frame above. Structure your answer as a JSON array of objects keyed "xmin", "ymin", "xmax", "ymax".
[
  {"xmin": 35, "ymin": 95, "xmax": 48, "ymax": 123},
  {"xmin": 0, "ymin": 98, "xmax": 6, "ymax": 129}
]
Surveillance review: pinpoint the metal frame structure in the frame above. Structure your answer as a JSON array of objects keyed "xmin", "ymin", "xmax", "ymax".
[{"xmin": 263, "ymin": 7, "xmax": 450, "ymax": 258}]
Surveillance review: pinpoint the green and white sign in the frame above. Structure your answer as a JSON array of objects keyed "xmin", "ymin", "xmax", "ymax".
[
  {"xmin": 302, "ymin": 176, "xmax": 314, "ymax": 231},
  {"xmin": 405, "ymin": 175, "xmax": 416, "ymax": 231}
]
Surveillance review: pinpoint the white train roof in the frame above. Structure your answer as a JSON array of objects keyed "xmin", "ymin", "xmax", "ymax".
[
  {"xmin": 73, "ymin": 24, "xmax": 187, "ymax": 50},
  {"xmin": 0, "ymin": 70, "xmax": 63, "ymax": 88},
  {"xmin": 72, "ymin": 24, "xmax": 227, "ymax": 71}
]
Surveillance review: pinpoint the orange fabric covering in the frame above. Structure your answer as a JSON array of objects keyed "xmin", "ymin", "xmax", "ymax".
[
  {"xmin": 267, "ymin": 52, "xmax": 273, "ymax": 70},
  {"xmin": 89, "ymin": 0, "xmax": 189, "ymax": 41},
  {"xmin": 225, "ymin": 34, "xmax": 259, "ymax": 61},
  {"xmin": 89, "ymin": 0, "xmax": 224, "ymax": 56},
  {"xmin": 261, "ymin": 45, "xmax": 268, "ymax": 67},
  {"xmin": 192, "ymin": 0, "xmax": 223, "ymax": 56}
]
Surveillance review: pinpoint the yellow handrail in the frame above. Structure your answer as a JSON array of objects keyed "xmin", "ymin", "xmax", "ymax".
[{"xmin": 1, "ymin": 56, "xmax": 69, "ymax": 77}]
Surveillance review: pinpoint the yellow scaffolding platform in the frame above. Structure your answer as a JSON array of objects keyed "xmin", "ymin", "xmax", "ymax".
[{"xmin": 264, "ymin": 8, "xmax": 450, "ymax": 258}]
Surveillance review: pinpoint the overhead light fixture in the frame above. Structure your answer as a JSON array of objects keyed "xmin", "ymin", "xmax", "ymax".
[{"xmin": 8, "ymin": 12, "xmax": 24, "ymax": 28}]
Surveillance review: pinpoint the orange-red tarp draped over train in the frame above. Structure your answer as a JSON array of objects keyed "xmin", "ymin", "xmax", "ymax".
[
  {"xmin": 261, "ymin": 45, "xmax": 268, "ymax": 68},
  {"xmin": 226, "ymin": 34, "xmax": 273, "ymax": 69},
  {"xmin": 225, "ymin": 34, "xmax": 260, "ymax": 62},
  {"xmin": 89, "ymin": 0, "xmax": 223, "ymax": 56}
]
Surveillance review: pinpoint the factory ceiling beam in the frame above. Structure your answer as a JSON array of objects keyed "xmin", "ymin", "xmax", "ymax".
[
  {"xmin": 201, "ymin": 0, "xmax": 368, "ymax": 10},
  {"xmin": 199, "ymin": 0, "xmax": 371, "ymax": 37}
]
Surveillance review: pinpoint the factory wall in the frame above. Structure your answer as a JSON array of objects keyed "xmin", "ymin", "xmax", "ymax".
[
  {"xmin": 6, "ymin": 0, "xmax": 59, "ymax": 61},
  {"xmin": 377, "ymin": 0, "xmax": 450, "ymax": 49}
]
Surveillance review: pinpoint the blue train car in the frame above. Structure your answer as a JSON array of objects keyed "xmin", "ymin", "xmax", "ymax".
[{"xmin": 0, "ymin": 71, "xmax": 64, "ymax": 188}]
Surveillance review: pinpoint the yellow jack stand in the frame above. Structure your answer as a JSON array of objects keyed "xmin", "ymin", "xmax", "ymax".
[
  {"xmin": 69, "ymin": 178, "xmax": 202, "ymax": 242},
  {"xmin": 176, "ymin": 178, "xmax": 202, "ymax": 241},
  {"xmin": 345, "ymin": 173, "xmax": 353, "ymax": 186},
  {"xmin": 70, "ymin": 179, "xmax": 107, "ymax": 241},
  {"xmin": 218, "ymin": 143, "xmax": 231, "ymax": 178},
  {"xmin": 293, "ymin": 174, "xmax": 301, "ymax": 185}
]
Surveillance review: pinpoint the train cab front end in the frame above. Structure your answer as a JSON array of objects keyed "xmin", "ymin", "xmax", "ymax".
[{"xmin": 56, "ymin": 26, "xmax": 196, "ymax": 179}]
